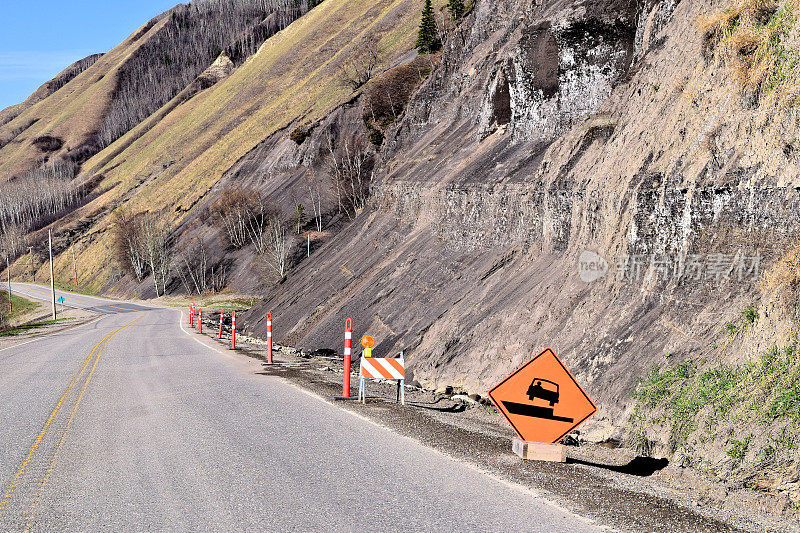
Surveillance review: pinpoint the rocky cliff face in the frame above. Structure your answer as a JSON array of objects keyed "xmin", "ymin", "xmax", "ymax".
[{"xmin": 244, "ymin": 0, "xmax": 800, "ymax": 446}]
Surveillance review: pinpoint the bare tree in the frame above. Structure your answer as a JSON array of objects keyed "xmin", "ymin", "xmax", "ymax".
[
  {"xmin": 266, "ymin": 216, "xmax": 289, "ymax": 279},
  {"xmin": 327, "ymin": 134, "xmax": 373, "ymax": 219},
  {"xmin": 209, "ymin": 263, "xmax": 228, "ymax": 293},
  {"xmin": 209, "ymin": 186, "xmax": 273, "ymax": 252},
  {"xmin": 308, "ymin": 184, "xmax": 323, "ymax": 232},
  {"xmin": 111, "ymin": 211, "xmax": 147, "ymax": 281},
  {"xmin": 172, "ymin": 235, "xmax": 229, "ymax": 295},
  {"xmin": 174, "ymin": 236, "xmax": 209, "ymax": 295},
  {"xmin": 434, "ymin": 9, "xmax": 453, "ymax": 45},
  {"xmin": 109, "ymin": 210, "xmax": 173, "ymax": 294},
  {"xmin": 140, "ymin": 214, "xmax": 172, "ymax": 297},
  {"xmin": 339, "ymin": 41, "xmax": 383, "ymax": 91}
]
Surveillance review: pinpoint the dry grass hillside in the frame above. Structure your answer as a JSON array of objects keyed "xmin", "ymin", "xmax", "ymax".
[
  {"xmin": 0, "ymin": 17, "xmax": 170, "ymax": 178},
  {"xmin": 33, "ymin": 0, "xmax": 421, "ymax": 290},
  {"xmin": 0, "ymin": 54, "xmax": 103, "ymax": 129}
]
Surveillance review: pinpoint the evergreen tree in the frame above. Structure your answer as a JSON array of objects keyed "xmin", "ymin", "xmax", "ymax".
[
  {"xmin": 415, "ymin": 0, "xmax": 440, "ymax": 54},
  {"xmin": 447, "ymin": 0, "xmax": 465, "ymax": 20}
]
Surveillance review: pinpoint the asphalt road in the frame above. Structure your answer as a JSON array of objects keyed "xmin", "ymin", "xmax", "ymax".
[{"xmin": 0, "ymin": 285, "xmax": 602, "ymax": 532}]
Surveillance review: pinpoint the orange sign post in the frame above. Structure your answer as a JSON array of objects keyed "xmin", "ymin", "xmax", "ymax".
[{"xmin": 488, "ymin": 348, "xmax": 596, "ymax": 462}]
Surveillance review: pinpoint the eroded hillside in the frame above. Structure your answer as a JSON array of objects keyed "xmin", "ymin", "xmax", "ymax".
[{"xmin": 234, "ymin": 0, "xmax": 800, "ymax": 505}]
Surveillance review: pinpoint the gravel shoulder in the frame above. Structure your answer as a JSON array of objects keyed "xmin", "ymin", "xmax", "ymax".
[{"xmin": 184, "ymin": 316, "xmax": 798, "ymax": 533}]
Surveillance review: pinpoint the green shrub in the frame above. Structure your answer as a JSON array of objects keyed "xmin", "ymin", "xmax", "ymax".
[
  {"xmin": 727, "ymin": 435, "xmax": 751, "ymax": 462},
  {"xmin": 742, "ymin": 304, "xmax": 759, "ymax": 325},
  {"xmin": 761, "ymin": 444, "xmax": 776, "ymax": 461},
  {"xmin": 368, "ymin": 129, "xmax": 384, "ymax": 146},
  {"xmin": 289, "ymin": 126, "xmax": 310, "ymax": 145},
  {"xmin": 629, "ymin": 336, "xmax": 800, "ymax": 462}
]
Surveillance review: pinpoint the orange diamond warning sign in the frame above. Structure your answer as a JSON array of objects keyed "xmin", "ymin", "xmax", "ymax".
[{"xmin": 488, "ymin": 348, "xmax": 596, "ymax": 444}]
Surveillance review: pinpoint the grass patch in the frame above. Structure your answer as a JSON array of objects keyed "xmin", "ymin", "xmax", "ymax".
[
  {"xmin": 697, "ymin": 0, "xmax": 800, "ymax": 105},
  {"xmin": 0, "ymin": 290, "xmax": 39, "ymax": 323},
  {"xmin": 629, "ymin": 334, "xmax": 800, "ymax": 464},
  {"xmin": 0, "ymin": 318, "xmax": 73, "ymax": 337},
  {"xmin": 727, "ymin": 434, "xmax": 752, "ymax": 461},
  {"xmin": 724, "ymin": 303, "xmax": 759, "ymax": 336},
  {"xmin": 742, "ymin": 304, "xmax": 759, "ymax": 324},
  {"xmin": 159, "ymin": 293, "xmax": 260, "ymax": 312},
  {"xmin": 52, "ymin": 281, "xmax": 98, "ymax": 297}
]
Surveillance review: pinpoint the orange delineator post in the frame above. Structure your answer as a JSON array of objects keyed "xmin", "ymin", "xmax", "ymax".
[
  {"xmin": 218, "ymin": 310, "xmax": 224, "ymax": 339},
  {"xmin": 198, "ymin": 308, "xmax": 203, "ymax": 334},
  {"xmin": 343, "ymin": 317, "xmax": 353, "ymax": 397},
  {"xmin": 267, "ymin": 312, "xmax": 273, "ymax": 364},
  {"xmin": 231, "ymin": 310, "xmax": 236, "ymax": 350},
  {"xmin": 189, "ymin": 303, "xmax": 194, "ymax": 327}
]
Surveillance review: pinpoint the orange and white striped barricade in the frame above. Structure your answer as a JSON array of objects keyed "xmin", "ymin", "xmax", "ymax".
[{"xmin": 358, "ymin": 352, "xmax": 405, "ymax": 405}]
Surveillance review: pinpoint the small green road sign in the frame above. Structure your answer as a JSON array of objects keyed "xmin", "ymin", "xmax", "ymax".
[{"xmin": 57, "ymin": 296, "xmax": 65, "ymax": 304}]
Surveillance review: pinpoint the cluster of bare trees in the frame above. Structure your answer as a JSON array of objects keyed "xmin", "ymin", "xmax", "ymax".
[
  {"xmin": 0, "ymin": 224, "xmax": 25, "ymax": 260},
  {"xmin": 173, "ymin": 236, "xmax": 228, "ymax": 295},
  {"xmin": 99, "ymin": 0, "xmax": 319, "ymax": 148},
  {"xmin": 209, "ymin": 187, "xmax": 275, "ymax": 253},
  {"xmin": 327, "ymin": 135, "xmax": 373, "ymax": 219},
  {"xmin": 210, "ymin": 186, "xmax": 292, "ymax": 280},
  {"xmin": 110, "ymin": 185, "xmax": 302, "ymax": 294},
  {"xmin": 0, "ymin": 160, "xmax": 83, "ymax": 264},
  {"xmin": 0, "ymin": 161, "xmax": 80, "ymax": 234},
  {"xmin": 111, "ymin": 211, "xmax": 173, "ymax": 296},
  {"xmin": 47, "ymin": 54, "xmax": 105, "ymax": 96}
]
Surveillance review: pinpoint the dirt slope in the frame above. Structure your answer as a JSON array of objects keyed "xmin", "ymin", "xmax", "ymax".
[{"xmin": 234, "ymin": 0, "xmax": 800, "ymax": 504}]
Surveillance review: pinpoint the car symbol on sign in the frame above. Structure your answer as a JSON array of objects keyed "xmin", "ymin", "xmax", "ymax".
[{"xmin": 527, "ymin": 378, "xmax": 559, "ymax": 406}]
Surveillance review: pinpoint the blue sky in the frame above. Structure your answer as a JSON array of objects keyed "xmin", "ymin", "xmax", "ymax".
[{"xmin": 0, "ymin": 1, "xmax": 180, "ymax": 110}]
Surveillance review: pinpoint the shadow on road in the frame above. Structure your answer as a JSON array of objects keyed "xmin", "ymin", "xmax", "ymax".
[{"xmin": 568, "ymin": 456, "xmax": 669, "ymax": 477}]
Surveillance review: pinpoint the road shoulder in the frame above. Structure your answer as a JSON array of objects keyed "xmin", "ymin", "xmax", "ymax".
[{"xmin": 179, "ymin": 312, "xmax": 787, "ymax": 533}]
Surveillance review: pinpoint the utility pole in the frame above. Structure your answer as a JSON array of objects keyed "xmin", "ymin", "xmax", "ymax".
[
  {"xmin": 49, "ymin": 229, "xmax": 56, "ymax": 320},
  {"xmin": 71, "ymin": 247, "xmax": 78, "ymax": 290},
  {"xmin": 29, "ymin": 247, "xmax": 34, "ymax": 282}
]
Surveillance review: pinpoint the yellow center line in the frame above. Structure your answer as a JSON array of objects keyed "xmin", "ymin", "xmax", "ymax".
[
  {"xmin": 23, "ymin": 313, "xmax": 143, "ymax": 530},
  {"xmin": 0, "ymin": 313, "xmax": 144, "ymax": 518},
  {"xmin": 109, "ymin": 306, "xmax": 138, "ymax": 311}
]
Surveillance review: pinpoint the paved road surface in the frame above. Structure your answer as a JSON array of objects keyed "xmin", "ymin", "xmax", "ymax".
[{"xmin": 0, "ymin": 284, "xmax": 601, "ymax": 532}]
